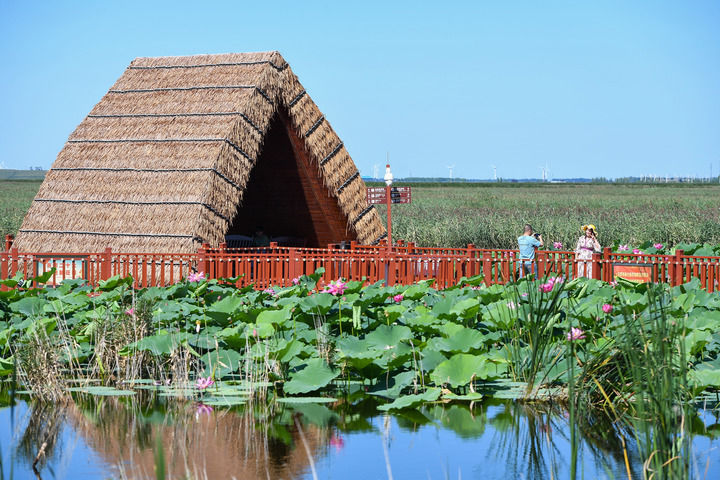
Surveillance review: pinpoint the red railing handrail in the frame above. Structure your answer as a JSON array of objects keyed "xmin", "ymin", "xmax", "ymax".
[{"xmin": 3, "ymin": 244, "xmax": 720, "ymax": 292}]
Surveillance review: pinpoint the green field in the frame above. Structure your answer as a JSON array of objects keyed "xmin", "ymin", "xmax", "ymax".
[
  {"xmin": 374, "ymin": 182, "xmax": 720, "ymax": 249},
  {"xmin": 0, "ymin": 180, "xmax": 42, "ymax": 241},
  {"xmin": 4, "ymin": 180, "xmax": 720, "ymax": 249}
]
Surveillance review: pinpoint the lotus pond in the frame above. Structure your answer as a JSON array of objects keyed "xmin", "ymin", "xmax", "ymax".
[{"xmin": 2, "ymin": 269, "xmax": 720, "ymax": 478}]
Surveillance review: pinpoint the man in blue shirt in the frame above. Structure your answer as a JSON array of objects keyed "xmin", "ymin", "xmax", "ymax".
[{"xmin": 517, "ymin": 224, "xmax": 543, "ymax": 277}]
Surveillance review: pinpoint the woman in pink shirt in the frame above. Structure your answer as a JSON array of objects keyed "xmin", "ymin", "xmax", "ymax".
[{"xmin": 575, "ymin": 224, "xmax": 601, "ymax": 278}]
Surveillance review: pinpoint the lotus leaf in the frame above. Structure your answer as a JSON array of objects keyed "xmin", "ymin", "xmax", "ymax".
[
  {"xmin": 284, "ymin": 358, "xmax": 339, "ymax": 394},
  {"xmin": 430, "ymin": 353, "xmax": 500, "ymax": 388},
  {"xmin": 377, "ymin": 388, "xmax": 440, "ymax": 411}
]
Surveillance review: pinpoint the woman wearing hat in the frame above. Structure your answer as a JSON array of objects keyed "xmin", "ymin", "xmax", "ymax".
[{"xmin": 575, "ymin": 224, "xmax": 601, "ymax": 278}]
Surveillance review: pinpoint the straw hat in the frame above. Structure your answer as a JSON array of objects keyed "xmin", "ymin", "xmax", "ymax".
[{"xmin": 582, "ymin": 224, "xmax": 598, "ymax": 234}]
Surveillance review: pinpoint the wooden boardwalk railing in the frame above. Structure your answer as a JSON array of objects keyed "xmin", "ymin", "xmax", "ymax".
[{"xmin": 2, "ymin": 240, "xmax": 720, "ymax": 292}]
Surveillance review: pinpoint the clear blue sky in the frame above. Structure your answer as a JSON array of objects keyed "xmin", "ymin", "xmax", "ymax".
[{"xmin": 1, "ymin": 0, "xmax": 718, "ymax": 179}]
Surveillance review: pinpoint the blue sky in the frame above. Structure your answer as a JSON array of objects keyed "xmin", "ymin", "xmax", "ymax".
[{"xmin": 1, "ymin": 0, "xmax": 718, "ymax": 179}]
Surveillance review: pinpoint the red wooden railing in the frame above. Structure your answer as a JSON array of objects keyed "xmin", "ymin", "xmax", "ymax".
[{"xmin": 2, "ymin": 234, "xmax": 720, "ymax": 292}]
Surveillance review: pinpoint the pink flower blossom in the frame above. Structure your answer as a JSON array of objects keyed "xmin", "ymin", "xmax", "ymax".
[
  {"xmin": 188, "ymin": 271, "xmax": 206, "ymax": 282},
  {"xmin": 252, "ymin": 328, "xmax": 258, "ymax": 337},
  {"xmin": 619, "ymin": 244, "xmax": 629, "ymax": 251},
  {"xmin": 567, "ymin": 327, "xmax": 586, "ymax": 341},
  {"xmin": 521, "ymin": 292, "xmax": 528, "ymax": 297},
  {"xmin": 263, "ymin": 287, "xmax": 276, "ymax": 296},
  {"xmin": 292, "ymin": 276, "xmax": 301, "ymax": 285},
  {"xmin": 610, "ymin": 281, "xmax": 618, "ymax": 288},
  {"xmin": 632, "ymin": 248, "xmax": 641, "ymax": 254},
  {"xmin": 553, "ymin": 241, "xmax": 563, "ymax": 249},
  {"xmin": 324, "ymin": 280, "xmax": 347, "ymax": 296},
  {"xmin": 548, "ymin": 276, "xmax": 564, "ymax": 285},
  {"xmin": 393, "ymin": 294, "xmax": 404, "ymax": 303},
  {"xmin": 539, "ymin": 282, "xmax": 553, "ymax": 293},
  {"xmin": 196, "ymin": 376, "xmax": 214, "ymax": 390},
  {"xmin": 653, "ymin": 243, "xmax": 663, "ymax": 249},
  {"xmin": 124, "ymin": 308, "xmax": 135, "ymax": 316},
  {"xmin": 329, "ymin": 433, "xmax": 345, "ymax": 451},
  {"xmin": 602, "ymin": 303, "xmax": 613, "ymax": 313}
]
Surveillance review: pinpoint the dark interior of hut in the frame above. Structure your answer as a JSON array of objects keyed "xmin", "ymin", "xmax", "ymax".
[{"xmin": 225, "ymin": 111, "xmax": 352, "ymax": 248}]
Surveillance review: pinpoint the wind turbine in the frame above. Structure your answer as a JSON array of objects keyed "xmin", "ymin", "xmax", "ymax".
[
  {"xmin": 446, "ymin": 164, "xmax": 455, "ymax": 182},
  {"xmin": 539, "ymin": 165, "xmax": 547, "ymax": 182},
  {"xmin": 373, "ymin": 164, "xmax": 379, "ymax": 180},
  {"xmin": 492, "ymin": 165, "xmax": 497, "ymax": 181}
]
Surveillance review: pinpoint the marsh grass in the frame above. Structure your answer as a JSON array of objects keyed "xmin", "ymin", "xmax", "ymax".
[{"xmin": 500, "ymin": 275, "xmax": 569, "ymax": 392}]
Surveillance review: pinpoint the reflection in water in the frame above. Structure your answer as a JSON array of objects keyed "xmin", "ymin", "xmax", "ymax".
[{"xmin": 2, "ymin": 392, "xmax": 718, "ymax": 479}]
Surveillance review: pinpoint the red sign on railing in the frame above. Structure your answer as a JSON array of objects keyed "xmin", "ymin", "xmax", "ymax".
[{"xmin": 366, "ymin": 186, "xmax": 412, "ymax": 205}]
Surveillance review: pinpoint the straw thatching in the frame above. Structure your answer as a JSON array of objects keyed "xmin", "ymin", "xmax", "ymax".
[{"xmin": 14, "ymin": 51, "xmax": 385, "ymax": 253}]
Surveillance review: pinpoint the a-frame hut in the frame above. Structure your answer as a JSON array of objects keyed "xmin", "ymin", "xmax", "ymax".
[{"xmin": 14, "ymin": 52, "xmax": 385, "ymax": 253}]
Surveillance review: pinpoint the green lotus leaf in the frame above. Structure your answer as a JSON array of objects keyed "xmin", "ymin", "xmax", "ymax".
[
  {"xmin": 257, "ymin": 307, "xmax": 292, "ymax": 328},
  {"xmin": 10, "ymin": 297, "xmax": 47, "ymax": 316},
  {"xmin": 121, "ymin": 332, "xmax": 189, "ymax": 356},
  {"xmin": 205, "ymin": 296, "xmax": 244, "ymax": 325},
  {"xmin": 377, "ymin": 388, "xmax": 441, "ymax": 411},
  {"xmin": 449, "ymin": 298, "xmax": 480, "ymax": 319},
  {"xmin": 365, "ymin": 325, "xmax": 412, "ymax": 350},
  {"xmin": 426, "ymin": 328, "xmax": 486, "ymax": 354},
  {"xmin": 201, "ymin": 348, "xmax": 243, "ymax": 377},
  {"xmin": 430, "ymin": 353, "xmax": 499, "ymax": 388},
  {"xmin": 367, "ymin": 370, "xmax": 416, "ymax": 399},
  {"xmin": 276, "ymin": 396, "xmax": 338, "ymax": 404},
  {"xmin": 284, "ymin": 358, "xmax": 339, "ymax": 394}
]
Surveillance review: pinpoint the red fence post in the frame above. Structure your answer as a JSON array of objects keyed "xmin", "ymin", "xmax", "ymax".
[
  {"xmin": 288, "ymin": 247, "xmax": 300, "ymax": 283},
  {"xmin": 602, "ymin": 247, "xmax": 612, "ymax": 283},
  {"xmin": 482, "ymin": 250, "xmax": 492, "ymax": 285},
  {"xmin": 198, "ymin": 243, "xmax": 210, "ymax": 278},
  {"xmin": 591, "ymin": 252, "xmax": 602, "ymax": 280},
  {"xmin": 9, "ymin": 247, "xmax": 18, "ymax": 278},
  {"xmin": 673, "ymin": 249, "xmax": 684, "ymax": 286},
  {"xmin": 218, "ymin": 242, "xmax": 227, "ymax": 279},
  {"xmin": 4, "ymin": 235, "xmax": 13, "ymax": 252},
  {"xmin": 0, "ymin": 251, "xmax": 7, "ymax": 290},
  {"xmin": 101, "ymin": 247, "xmax": 112, "ymax": 281}
]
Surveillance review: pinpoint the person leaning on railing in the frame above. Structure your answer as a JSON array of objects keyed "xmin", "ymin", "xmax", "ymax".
[
  {"xmin": 517, "ymin": 224, "xmax": 543, "ymax": 277},
  {"xmin": 575, "ymin": 224, "xmax": 601, "ymax": 278}
]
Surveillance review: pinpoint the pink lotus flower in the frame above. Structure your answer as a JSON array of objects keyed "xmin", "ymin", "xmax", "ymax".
[
  {"xmin": 263, "ymin": 287, "xmax": 276, "ymax": 296},
  {"xmin": 252, "ymin": 328, "xmax": 258, "ymax": 337},
  {"xmin": 188, "ymin": 271, "xmax": 206, "ymax": 282},
  {"xmin": 324, "ymin": 280, "xmax": 347, "ymax": 296},
  {"xmin": 539, "ymin": 282, "xmax": 553, "ymax": 293},
  {"xmin": 619, "ymin": 244, "xmax": 629, "ymax": 251},
  {"xmin": 548, "ymin": 276, "xmax": 564, "ymax": 285},
  {"xmin": 196, "ymin": 376, "xmax": 214, "ymax": 390},
  {"xmin": 521, "ymin": 292, "xmax": 528, "ymax": 297},
  {"xmin": 610, "ymin": 281, "xmax": 618, "ymax": 288},
  {"xmin": 393, "ymin": 294, "xmax": 404, "ymax": 303},
  {"xmin": 124, "ymin": 308, "xmax": 135, "ymax": 316},
  {"xmin": 196, "ymin": 402, "xmax": 214, "ymax": 416},
  {"xmin": 632, "ymin": 249, "xmax": 641, "ymax": 254},
  {"xmin": 329, "ymin": 433, "xmax": 345, "ymax": 451},
  {"xmin": 292, "ymin": 276, "xmax": 301, "ymax": 285},
  {"xmin": 653, "ymin": 243, "xmax": 663, "ymax": 249},
  {"xmin": 602, "ymin": 303, "xmax": 613, "ymax": 313},
  {"xmin": 553, "ymin": 242, "xmax": 563, "ymax": 249},
  {"xmin": 567, "ymin": 327, "xmax": 586, "ymax": 341}
]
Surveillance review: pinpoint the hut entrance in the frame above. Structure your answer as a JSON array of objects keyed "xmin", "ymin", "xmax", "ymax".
[{"xmin": 225, "ymin": 111, "xmax": 351, "ymax": 248}]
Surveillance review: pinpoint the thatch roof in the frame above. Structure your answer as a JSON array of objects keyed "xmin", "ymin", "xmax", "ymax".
[{"xmin": 14, "ymin": 51, "xmax": 385, "ymax": 253}]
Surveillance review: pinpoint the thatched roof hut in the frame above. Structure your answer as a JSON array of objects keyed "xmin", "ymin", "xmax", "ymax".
[{"xmin": 14, "ymin": 51, "xmax": 385, "ymax": 253}]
